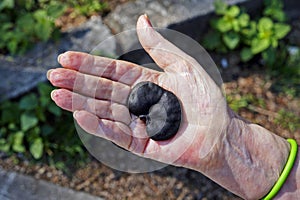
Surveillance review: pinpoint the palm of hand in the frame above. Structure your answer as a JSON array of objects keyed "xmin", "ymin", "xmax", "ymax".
[{"xmin": 47, "ymin": 15, "xmax": 229, "ymax": 168}]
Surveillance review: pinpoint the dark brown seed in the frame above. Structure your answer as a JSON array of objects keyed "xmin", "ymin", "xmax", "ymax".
[{"xmin": 127, "ymin": 81, "xmax": 181, "ymax": 141}]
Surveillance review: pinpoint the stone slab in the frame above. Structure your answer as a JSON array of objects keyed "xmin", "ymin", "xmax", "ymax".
[
  {"xmin": 0, "ymin": 167, "xmax": 103, "ymax": 200},
  {"xmin": 0, "ymin": 16, "xmax": 116, "ymax": 102},
  {"xmin": 104, "ymin": 0, "xmax": 251, "ymax": 36},
  {"xmin": 103, "ymin": 0, "xmax": 254, "ymax": 67}
]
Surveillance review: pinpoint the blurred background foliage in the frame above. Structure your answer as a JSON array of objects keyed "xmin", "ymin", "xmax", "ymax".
[
  {"xmin": 204, "ymin": 0, "xmax": 300, "ymax": 107},
  {"xmin": 0, "ymin": 0, "xmax": 108, "ymax": 55},
  {"xmin": 0, "ymin": 83, "xmax": 89, "ymax": 172}
]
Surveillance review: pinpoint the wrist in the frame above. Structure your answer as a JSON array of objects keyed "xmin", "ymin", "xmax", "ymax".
[
  {"xmin": 274, "ymin": 150, "xmax": 300, "ymax": 200},
  {"xmin": 225, "ymin": 110, "xmax": 290, "ymax": 199},
  {"xmin": 199, "ymin": 108, "xmax": 290, "ymax": 199}
]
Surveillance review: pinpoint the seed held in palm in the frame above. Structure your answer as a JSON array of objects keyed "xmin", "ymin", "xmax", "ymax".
[{"xmin": 127, "ymin": 81, "xmax": 181, "ymax": 141}]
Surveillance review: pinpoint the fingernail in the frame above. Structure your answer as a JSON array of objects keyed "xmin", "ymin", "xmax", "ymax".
[
  {"xmin": 47, "ymin": 69, "xmax": 53, "ymax": 79},
  {"xmin": 57, "ymin": 52, "xmax": 66, "ymax": 63},
  {"xmin": 144, "ymin": 13, "xmax": 149, "ymax": 19},
  {"xmin": 57, "ymin": 54, "xmax": 62, "ymax": 63},
  {"xmin": 73, "ymin": 110, "xmax": 80, "ymax": 118},
  {"xmin": 50, "ymin": 90, "xmax": 58, "ymax": 99},
  {"xmin": 143, "ymin": 13, "xmax": 152, "ymax": 27}
]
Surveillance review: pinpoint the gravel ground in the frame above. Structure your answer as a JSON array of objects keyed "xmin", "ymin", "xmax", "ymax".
[{"xmin": 0, "ymin": 157, "xmax": 240, "ymax": 200}]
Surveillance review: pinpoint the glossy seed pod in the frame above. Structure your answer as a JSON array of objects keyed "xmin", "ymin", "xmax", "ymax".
[
  {"xmin": 127, "ymin": 82, "xmax": 163, "ymax": 116},
  {"xmin": 127, "ymin": 81, "xmax": 182, "ymax": 141}
]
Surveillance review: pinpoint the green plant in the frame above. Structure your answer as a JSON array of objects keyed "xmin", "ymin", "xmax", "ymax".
[
  {"xmin": 0, "ymin": 0, "xmax": 66, "ymax": 55},
  {"xmin": 203, "ymin": 0, "xmax": 291, "ymax": 63},
  {"xmin": 66, "ymin": 0, "xmax": 108, "ymax": 17},
  {"xmin": 226, "ymin": 93, "xmax": 265, "ymax": 112},
  {"xmin": 275, "ymin": 109, "xmax": 300, "ymax": 132},
  {"xmin": 0, "ymin": 0, "xmax": 108, "ymax": 55},
  {"xmin": 270, "ymin": 46, "xmax": 300, "ymax": 97},
  {"xmin": 0, "ymin": 82, "xmax": 89, "ymax": 171},
  {"xmin": 263, "ymin": 0, "xmax": 287, "ymax": 22}
]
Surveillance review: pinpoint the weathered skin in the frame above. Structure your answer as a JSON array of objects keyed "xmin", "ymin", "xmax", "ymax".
[
  {"xmin": 127, "ymin": 81, "xmax": 181, "ymax": 141},
  {"xmin": 47, "ymin": 15, "xmax": 294, "ymax": 199}
]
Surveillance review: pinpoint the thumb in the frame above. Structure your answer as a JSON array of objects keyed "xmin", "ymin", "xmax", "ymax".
[{"xmin": 136, "ymin": 14, "xmax": 196, "ymax": 73}]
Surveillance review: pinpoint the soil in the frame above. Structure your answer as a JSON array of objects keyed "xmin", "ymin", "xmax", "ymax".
[{"xmin": 1, "ymin": 2, "xmax": 300, "ymax": 200}]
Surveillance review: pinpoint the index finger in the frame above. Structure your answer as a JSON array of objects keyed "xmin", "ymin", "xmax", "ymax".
[{"xmin": 57, "ymin": 51, "xmax": 161, "ymax": 86}]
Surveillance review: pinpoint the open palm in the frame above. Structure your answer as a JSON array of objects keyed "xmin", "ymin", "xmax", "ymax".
[{"xmin": 47, "ymin": 15, "xmax": 230, "ymax": 169}]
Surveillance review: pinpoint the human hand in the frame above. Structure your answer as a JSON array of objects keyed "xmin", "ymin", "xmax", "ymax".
[{"xmin": 47, "ymin": 15, "xmax": 230, "ymax": 171}]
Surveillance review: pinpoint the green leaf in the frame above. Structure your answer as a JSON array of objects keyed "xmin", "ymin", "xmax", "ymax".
[
  {"xmin": 271, "ymin": 38, "xmax": 278, "ymax": 48},
  {"xmin": 21, "ymin": 112, "xmax": 38, "ymax": 131},
  {"xmin": 240, "ymin": 48, "xmax": 254, "ymax": 62},
  {"xmin": 27, "ymin": 126, "xmax": 41, "ymax": 143},
  {"xmin": 47, "ymin": 4, "xmax": 66, "ymax": 19},
  {"xmin": 215, "ymin": 17, "xmax": 232, "ymax": 32},
  {"xmin": 24, "ymin": 0, "xmax": 34, "ymax": 10},
  {"xmin": 222, "ymin": 32, "xmax": 240, "ymax": 50},
  {"xmin": 33, "ymin": 10, "xmax": 53, "ymax": 41},
  {"xmin": 12, "ymin": 131, "xmax": 25, "ymax": 153},
  {"xmin": 0, "ymin": 23, "xmax": 13, "ymax": 32},
  {"xmin": 232, "ymin": 20, "xmax": 240, "ymax": 32},
  {"xmin": 227, "ymin": 95, "xmax": 248, "ymax": 112},
  {"xmin": 38, "ymin": 82, "xmax": 53, "ymax": 98},
  {"xmin": 38, "ymin": 83, "xmax": 53, "ymax": 107},
  {"xmin": 0, "ymin": 127, "xmax": 7, "ymax": 137},
  {"xmin": 258, "ymin": 17, "xmax": 273, "ymax": 32},
  {"xmin": 273, "ymin": 23, "xmax": 291, "ymax": 39},
  {"xmin": 264, "ymin": 7, "xmax": 286, "ymax": 22},
  {"xmin": 48, "ymin": 103, "xmax": 62, "ymax": 117},
  {"xmin": 0, "ymin": 138, "xmax": 10, "ymax": 152},
  {"xmin": 36, "ymin": 106, "xmax": 46, "ymax": 122},
  {"xmin": 214, "ymin": 0, "xmax": 228, "ymax": 15},
  {"xmin": 238, "ymin": 13, "xmax": 250, "ymax": 27},
  {"xmin": 262, "ymin": 47, "xmax": 276, "ymax": 67},
  {"xmin": 7, "ymin": 40, "xmax": 18, "ymax": 55},
  {"xmin": 227, "ymin": 5, "xmax": 240, "ymax": 18},
  {"xmin": 0, "ymin": 0, "xmax": 14, "ymax": 11},
  {"xmin": 251, "ymin": 38, "xmax": 270, "ymax": 54},
  {"xmin": 54, "ymin": 161, "xmax": 66, "ymax": 170},
  {"xmin": 19, "ymin": 93, "xmax": 38, "ymax": 110},
  {"xmin": 30, "ymin": 137, "xmax": 43, "ymax": 159},
  {"xmin": 1, "ymin": 101, "xmax": 20, "ymax": 124},
  {"xmin": 16, "ymin": 13, "xmax": 35, "ymax": 35},
  {"xmin": 241, "ymin": 21, "xmax": 257, "ymax": 38},
  {"xmin": 8, "ymin": 123, "xmax": 17, "ymax": 131},
  {"xmin": 41, "ymin": 124, "xmax": 54, "ymax": 136},
  {"xmin": 202, "ymin": 31, "xmax": 222, "ymax": 50}
]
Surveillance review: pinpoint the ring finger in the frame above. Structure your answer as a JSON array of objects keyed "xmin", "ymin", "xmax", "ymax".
[{"xmin": 51, "ymin": 88, "xmax": 131, "ymax": 125}]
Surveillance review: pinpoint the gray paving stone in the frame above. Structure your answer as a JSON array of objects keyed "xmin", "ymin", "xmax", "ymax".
[
  {"xmin": 104, "ymin": 0, "xmax": 249, "ymax": 34},
  {"xmin": 103, "ymin": 0, "xmax": 256, "ymax": 68},
  {"xmin": 0, "ymin": 16, "xmax": 116, "ymax": 102},
  {"xmin": 0, "ymin": 167, "xmax": 103, "ymax": 200}
]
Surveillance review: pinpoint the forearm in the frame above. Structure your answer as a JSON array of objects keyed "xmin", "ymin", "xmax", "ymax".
[{"xmin": 188, "ymin": 109, "xmax": 291, "ymax": 199}]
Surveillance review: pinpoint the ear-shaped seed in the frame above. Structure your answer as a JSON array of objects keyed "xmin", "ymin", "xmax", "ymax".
[{"xmin": 127, "ymin": 81, "xmax": 182, "ymax": 141}]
